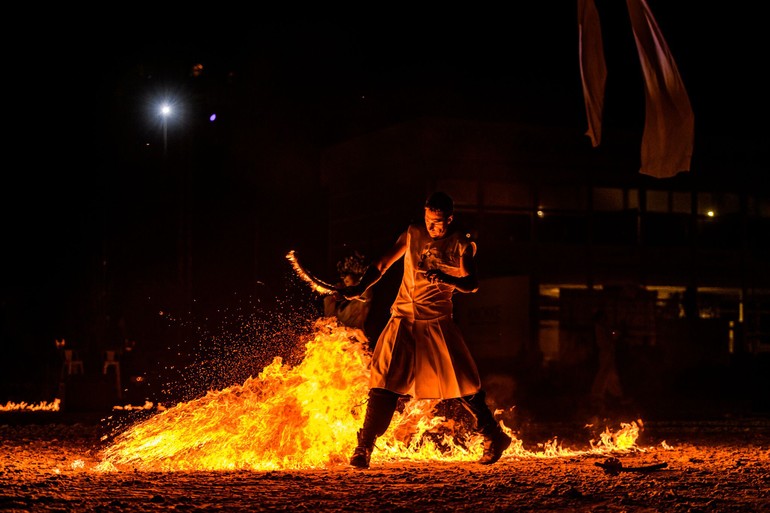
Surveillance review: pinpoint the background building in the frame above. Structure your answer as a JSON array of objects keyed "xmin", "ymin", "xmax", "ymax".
[{"xmin": 321, "ymin": 116, "xmax": 770, "ymax": 417}]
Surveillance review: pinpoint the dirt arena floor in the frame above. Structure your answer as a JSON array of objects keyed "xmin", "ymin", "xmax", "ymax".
[{"xmin": 1, "ymin": 412, "xmax": 768, "ymax": 513}]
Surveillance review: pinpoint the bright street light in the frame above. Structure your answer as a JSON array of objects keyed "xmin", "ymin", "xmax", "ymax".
[{"xmin": 159, "ymin": 103, "xmax": 172, "ymax": 157}]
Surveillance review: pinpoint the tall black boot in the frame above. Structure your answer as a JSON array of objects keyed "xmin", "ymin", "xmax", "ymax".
[
  {"xmin": 350, "ymin": 388, "xmax": 401, "ymax": 468},
  {"xmin": 460, "ymin": 390, "xmax": 512, "ymax": 464}
]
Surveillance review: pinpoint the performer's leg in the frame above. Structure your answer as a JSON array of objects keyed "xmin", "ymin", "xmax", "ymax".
[
  {"xmin": 460, "ymin": 390, "xmax": 512, "ymax": 464},
  {"xmin": 350, "ymin": 387, "xmax": 402, "ymax": 468}
]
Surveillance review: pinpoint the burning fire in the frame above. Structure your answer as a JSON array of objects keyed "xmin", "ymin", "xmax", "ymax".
[
  {"xmin": 96, "ymin": 318, "xmax": 643, "ymax": 472},
  {"xmin": 0, "ymin": 399, "xmax": 60, "ymax": 412},
  {"xmin": 285, "ymin": 250, "xmax": 338, "ymax": 295}
]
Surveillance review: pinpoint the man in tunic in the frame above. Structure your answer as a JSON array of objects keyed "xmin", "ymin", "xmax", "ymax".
[{"xmin": 340, "ymin": 191, "xmax": 512, "ymax": 468}]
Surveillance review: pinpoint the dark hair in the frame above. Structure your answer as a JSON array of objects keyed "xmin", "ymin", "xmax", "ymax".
[
  {"xmin": 425, "ymin": 191, "xmax": 454, "ymax": 215},
  {"xmin": 337, "ymin": 251, "xmax": 367, "ymax": 277}
]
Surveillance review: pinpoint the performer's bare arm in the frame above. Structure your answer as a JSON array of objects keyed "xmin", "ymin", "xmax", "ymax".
[
  {"xmin": 424, "ymin": 242, "xmax": 479, "ymax": 293},
  {"xmin": 341, "ymin": 232, "xmax": 407, "ymax": 300}
]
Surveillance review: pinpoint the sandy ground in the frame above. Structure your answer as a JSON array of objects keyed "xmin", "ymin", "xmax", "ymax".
[{"xmin": 1, "ymin": 414, "xmax": 768, "ymax": 513}]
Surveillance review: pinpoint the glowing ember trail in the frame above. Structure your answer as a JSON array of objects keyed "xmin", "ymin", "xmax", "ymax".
[
  {"xmin": 285, "ymin": 250, "xmax": 339, "ymax": 296},
  {"xmin": 97, "ymin": 319, "xmax": 643, "ymax": 472}
]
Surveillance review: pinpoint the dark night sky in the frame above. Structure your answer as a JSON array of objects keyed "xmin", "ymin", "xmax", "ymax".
[{"xmin": 1, "ymin": 3, "xmax": 767, "ymax": 389}]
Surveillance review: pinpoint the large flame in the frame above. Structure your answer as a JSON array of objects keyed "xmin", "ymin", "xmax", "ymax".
[{"xmin": 97, "ymin": 318, "xmax": 643, "ymax": 472}]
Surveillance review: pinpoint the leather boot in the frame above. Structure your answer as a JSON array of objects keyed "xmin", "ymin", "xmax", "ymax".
[
  {"xmin": 460, "ymin": 390, "xmax": 512, "ymax": 465},
  {"xmin": 350, "ymin": 388, "xmax": 401, "ymax": 468},
  {"xmin": 349, "ymin": 429, "xmax": 375, "ymax": 469}
]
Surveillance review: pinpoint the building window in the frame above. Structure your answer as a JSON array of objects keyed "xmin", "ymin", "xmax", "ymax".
[
  {"xmin": 592, "ymin": 211, "xmax": 639, "ymax": 245},
  {"xmin": 641, "ymin": 212, "xmax": 690, "ymax": 246},
  {"xmin": 536, "ymin": 213, "xmax": 588, "ymax": 244}
]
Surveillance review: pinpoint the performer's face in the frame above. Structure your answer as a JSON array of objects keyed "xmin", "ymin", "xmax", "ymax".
[{"xmin": 424, "ymin": 208, "xmax": 452, "ymax": 239}]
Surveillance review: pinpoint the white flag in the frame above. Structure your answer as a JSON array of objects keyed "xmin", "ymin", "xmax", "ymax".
[
  {"xmin": 578, "ymin": 0, "xmax": 606, "ymax": 148},
  {"xmin": 579, "ymin": 0, "xmax": 694, "ymax": 178}
]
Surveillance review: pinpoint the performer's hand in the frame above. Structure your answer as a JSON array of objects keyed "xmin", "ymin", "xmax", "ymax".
[
  {"xmin": 425, "ymin": 269, "xmax": 450, "ymax": 285},
  {"xmin": 339, "ymin": 285, "xmax": 362, "ymax": 301}
]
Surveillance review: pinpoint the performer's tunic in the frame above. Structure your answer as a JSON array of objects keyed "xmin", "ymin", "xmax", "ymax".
[{"xmin": 368, "ymin": 223, "xmax": 482, "ymax": 399}]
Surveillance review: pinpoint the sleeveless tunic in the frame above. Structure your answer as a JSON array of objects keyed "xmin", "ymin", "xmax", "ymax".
[{"xmin": 368, "ymin": 223, "xmax": 482, "ymax": 399}]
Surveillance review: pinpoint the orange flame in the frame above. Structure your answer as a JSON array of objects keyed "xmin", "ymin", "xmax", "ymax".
[
  {"xmin": 0, "ymin": 399, "xmax": 60, "ymax": 412},
  {"xmin": 285, "ymin": 250, "xmax": 338, "ymax": 295},
  {"xmin": 590, "ymin": 420, "xmax": 642, "ymax": 452},
  {"xmin": 96, "ymin": 319, "xmax": 643, "ymax": 472}
]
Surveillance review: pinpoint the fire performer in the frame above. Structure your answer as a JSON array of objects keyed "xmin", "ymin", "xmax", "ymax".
[
  {"xmin": 339, "ymin": 191, "xmax": 512, "ymax": 468},
  {"xmin": 323, "ymin": 251, "xmax": 373, "ymax": 333}
]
